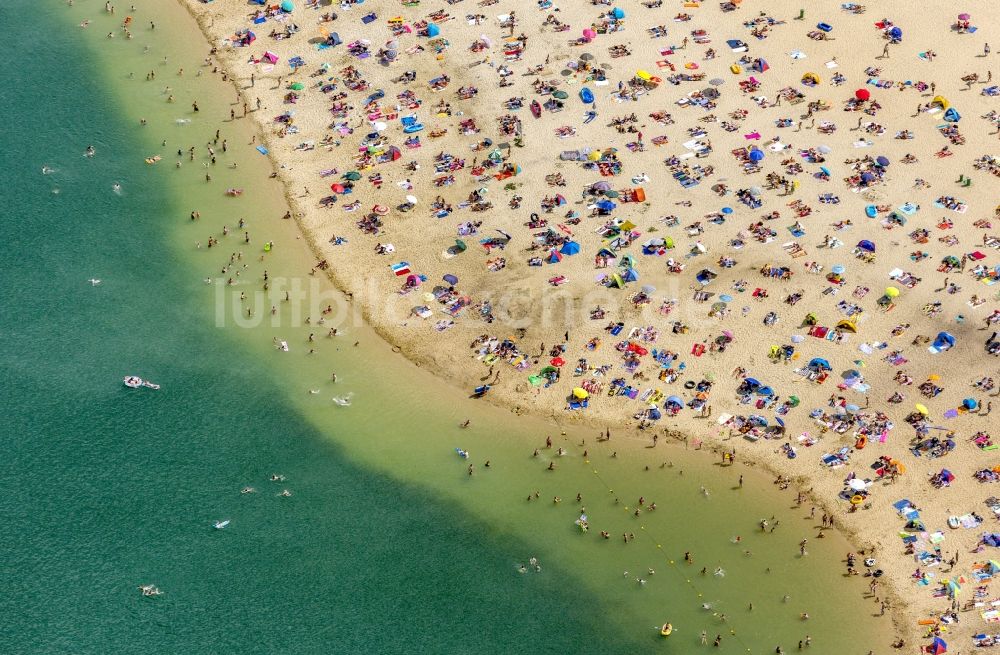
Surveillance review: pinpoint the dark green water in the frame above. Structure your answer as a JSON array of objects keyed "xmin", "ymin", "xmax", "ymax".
[{"xmin": 0, "ymin": 4, "xmax": 631, "ymax": 653}]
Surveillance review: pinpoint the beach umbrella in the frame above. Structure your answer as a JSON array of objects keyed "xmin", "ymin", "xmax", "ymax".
[
  {"xmin": 591, "ymin": 181, "xmax": 612, "ymax": 191},
  {"xmin": 405, "ymin": 195, "xmax": 419, "ymax": 206},
  {"xmin": 611, "ymin": 7, "xmax": 625, "ymax": 19},
  {"xmin": 553, "ymin": 90, "xmax": 569, "ymax": 100},
  {"xmin": 720, "ymin": 294, "xmax": 733, "ymax": 302},
  {"xmin": 560, "ymin": 68, "xmax": 573, "ymax": 77},
  {"xmin": 572, "ymin": 387, "xmax": 589, "ymax": 399},
  {"xmin": 442, "ymin": 273, "xmax": 458, "ymax": 285},
  {"xmin": 831, "ymin": 264, "xmax": 845, "ymax": 274},
  {"xmin": 454, "ymin": 239, "xmax": 467, "ymax": 252},
  {"xmin": 848, "ymin": 478, "xmax": 867, "ymax": 491},
  {"xmin": 817, "ymin": 144, "xmax": 832, "ymax": 154},
  {"xmin": 550, "ymin": 357, "xmax": 566, "ymax": 367},
  {"xmin": 808, "ymin": 358, "xmax": 831, "ymax": 371},
  {"xmin": 560, "ymin": 241, "xmax": 581, "ymax": 255},
  {"xmin": 884, "ymin": 286, "xmax": 900, "ymax": 298},
  {"xmin": 845, "ymin": 403, "xmax": 860, "ymax": 413},
  {"xmin": 749, "ymin": 148, "xmax": 764, "ymax": 162},
  {"xmin": 280, "ymin": 0, "xmax": 294, "ymax": 11},
  {"xmin": 289, "ymin": 82, "xmax": 304, "ymax": 90},
  {"xmin": 604, "ymin": 190, "xmax": 620, "ymax": 198},
  {"xmin": 330, "ymin": 183, "xmax": 345, "ymax": 193},
  {"xmin": 875, "ymin": 155, "xmax": 890, "ymax": 167},
  {"xmin": 711, "ymin": 301, "xmax": 727, "ymax": 311},
  {"xmin": 958, "ymin": 13, "xmax": 970, "ymax": 20},
  {"xmin": 426, "ymin": 23, "xmax": 440, "ymax": 37},
  {"xmin": 580, "ymin": 52, "xmax": 595, "ymax": 61},
  {"xmin": 721, "ymin": 206, "xmax": 733, "ymax": 214},
  {"xmin": 915, "ymin": 403, "xmax": 929, "ymax": 415},
  {"xmin": 343, "ymin": 171, "xmax": 361, "ymax": 181},
  {"xmin": 857, "ymin": 239, "xmax": 876, "ymax": 252},
  {"xmin": 709, "ymin": 78, "xmax": 725, "ymax": 86},
  {"xmin": 641, "ymin": 284, "xmax": 656, "ymax": 293},
  {"xmin": 372, "ymin": 204, "xmax": 389, "ymax": 215},
  {"xmin": 582, "ymin": 28, "xmax": 596, "ymax": 41},
  {"xmin": 374, "ymin": 121, "xmax": 388, "ymax": 132},
  {"xmin": 889, "ymin": 26, "xmax": 902, "ymax": 40},
  {"xmin": 854, "ymin": 88, "xmax": 870, "ymax": 101},
  {"xmin": 749, "ymin": 186, "xmax": 763, "ymax": 196}
]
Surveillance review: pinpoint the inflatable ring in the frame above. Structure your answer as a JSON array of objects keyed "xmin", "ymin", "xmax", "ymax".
[
  {"xmin": 850, "ymin": 495, "xmax": 864, "ymax": 505},
  {"xmin": 684, "ymin": 380, "xmax": 697, "ymax": 389}
]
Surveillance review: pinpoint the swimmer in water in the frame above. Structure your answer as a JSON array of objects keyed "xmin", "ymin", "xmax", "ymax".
[
  {"xmin": 84, "ymin": 145, "xmax": 95, "ymax": 157},
  {"xmin": 241, "ymin": 487, "xmax": 255, "ymax": 494},
  {"xmin": 41, "ymin": 166, "xmax": 55, "ymax": 175},
  {"xmin": 701, "ymin": 486, "xmax": 710, "ymax": 497},
  {"xmin": 112, "ymin": 182, "xmax": 122, "ymax": 194},
  {"xmin": 714, "ymin": 567, "xmax": 725, "ymax": 577}
]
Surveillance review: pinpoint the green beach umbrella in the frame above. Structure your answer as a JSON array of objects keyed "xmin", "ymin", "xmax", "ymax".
[
  {"xmin": 552, "ymin": 90, "xmax": 569, "ymax": 100},
  {"xmin": 343, "ymin": 171, "xmax": 361, "ymax": 180},
  {"xmin": 289, "ymin": 82, "xmax": 304, "ymax": 90},
  {"xmin": 454, "ymin": 239, "xmax": 467, "ymax": 252},
  {"xmin": 604, "ymin": 190, "xmax": 619, "ymax": 198},
  {"xmin": 280, "ymin": 0, "xmax": 294, "ymax": 11}
]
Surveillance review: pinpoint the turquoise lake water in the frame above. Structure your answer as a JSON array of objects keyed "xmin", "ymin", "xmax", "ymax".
[{"xmin": 1, "ymin": 4, "xmax": 632, "ymax": 653}]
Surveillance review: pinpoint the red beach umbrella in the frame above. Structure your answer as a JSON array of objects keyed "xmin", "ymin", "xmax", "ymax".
[
  {"xmin": 330, "ymin": 183, "xmax": 345, "ymax": 193},
  {"xmin": 855, "ymin": 88, "xmax": 870, "ymax": 101}
]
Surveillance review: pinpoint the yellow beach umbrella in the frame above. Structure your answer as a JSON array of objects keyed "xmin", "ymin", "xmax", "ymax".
[
  {"xmin": 885, "ymin": 286, "xmax": 900, "ymax": 298},
  {"xmin": 915, "ymin": 403, "xmax": 929, "ymax": 415},
  {"xmin": 636, "ymin": 70, "xmax": 652, "ymax": 81},
  {"xmin": 572, "ymin": 387, "xmax": 589, "ymax": 399}
]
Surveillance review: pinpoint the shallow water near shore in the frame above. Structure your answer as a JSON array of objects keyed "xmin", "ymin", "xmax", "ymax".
[{"xmin": 2, "ymin": 1, "xmax": 886, "ymax": 652}]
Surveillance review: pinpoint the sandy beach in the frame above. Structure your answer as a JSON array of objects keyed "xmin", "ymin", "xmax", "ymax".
[{"xmin": 169, "ymin": 0, "xmax": 1000, "ymax": 648}]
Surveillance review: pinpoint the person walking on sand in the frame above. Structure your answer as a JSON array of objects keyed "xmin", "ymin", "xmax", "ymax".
[{"xmin": 882, "ymin": 43, "xmax": 890, "ymax": 58}]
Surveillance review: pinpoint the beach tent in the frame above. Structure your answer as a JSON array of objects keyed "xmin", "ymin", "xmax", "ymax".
[
  {"xmin": 647, "ymin": 407, "xmax": 662, "ymax": 420},
  {"xmin": 596, "ymin": 248, "xmax": 616, "ymax": 259},
  {"xmin": 856, "ymin": 239, "xmax": 876, "ymax": 252},
  {"xmin": 665, "ymin": 395, "xmax": 684, "ymax": 408},
  {"xmin": 943, "ymin": 107, "xmax": 961, "ymax": 122},
  {"xmin": 835, "ymin": 319, "xmax": 858, "ymax": 333},
  {"xmin": 263, "ymin": 51, "xmax": 279, "ymax": 64},
  {"xmin": 426, "ymin": 23, "xmax": 440, "ymax": 37},
  {"xmin": 752, "ymin": 58, "xmax": 769, "ymax": 73},
  {"xmin": 547, "ymin": 250, "xmax": 563, "ymax": 264},
  {"xmin": 622, "ymin": 267, "xmax": 639, "ymax": 282},
  {"xmin": 756, "ymin": 386, "xmax": 774, "ymax": 397},
  {"xmin": 618, "ymin": 254, "xmax": 638, "ymax": 269},
  {"xmin": 933, "ymin": 331, "xmax": 956, "ymax": 351},
  {"xmin": 929, "ymin": 637, "xmax": 947, "ymax": 654},
  {"xmin": 802, "ymin": 72, "xmax": 821, "ymax": 84},
  {"xmin": 743, "ymin": 377, "xmax": 762, "ymax": 388},
  {"xmin": 931, "ymin": 95, "xmax": 950, "ymax": 110},
  {"xmin": 808, "ymin": 357, "xmax": 831, "ymax": 371},
  {"xmin": 560, "ymin": 241, "xmax": 581, "ymax": 255},
  {"xmin": 609, "ymin": 273, "xmax": 625, "ymax": 288}
]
